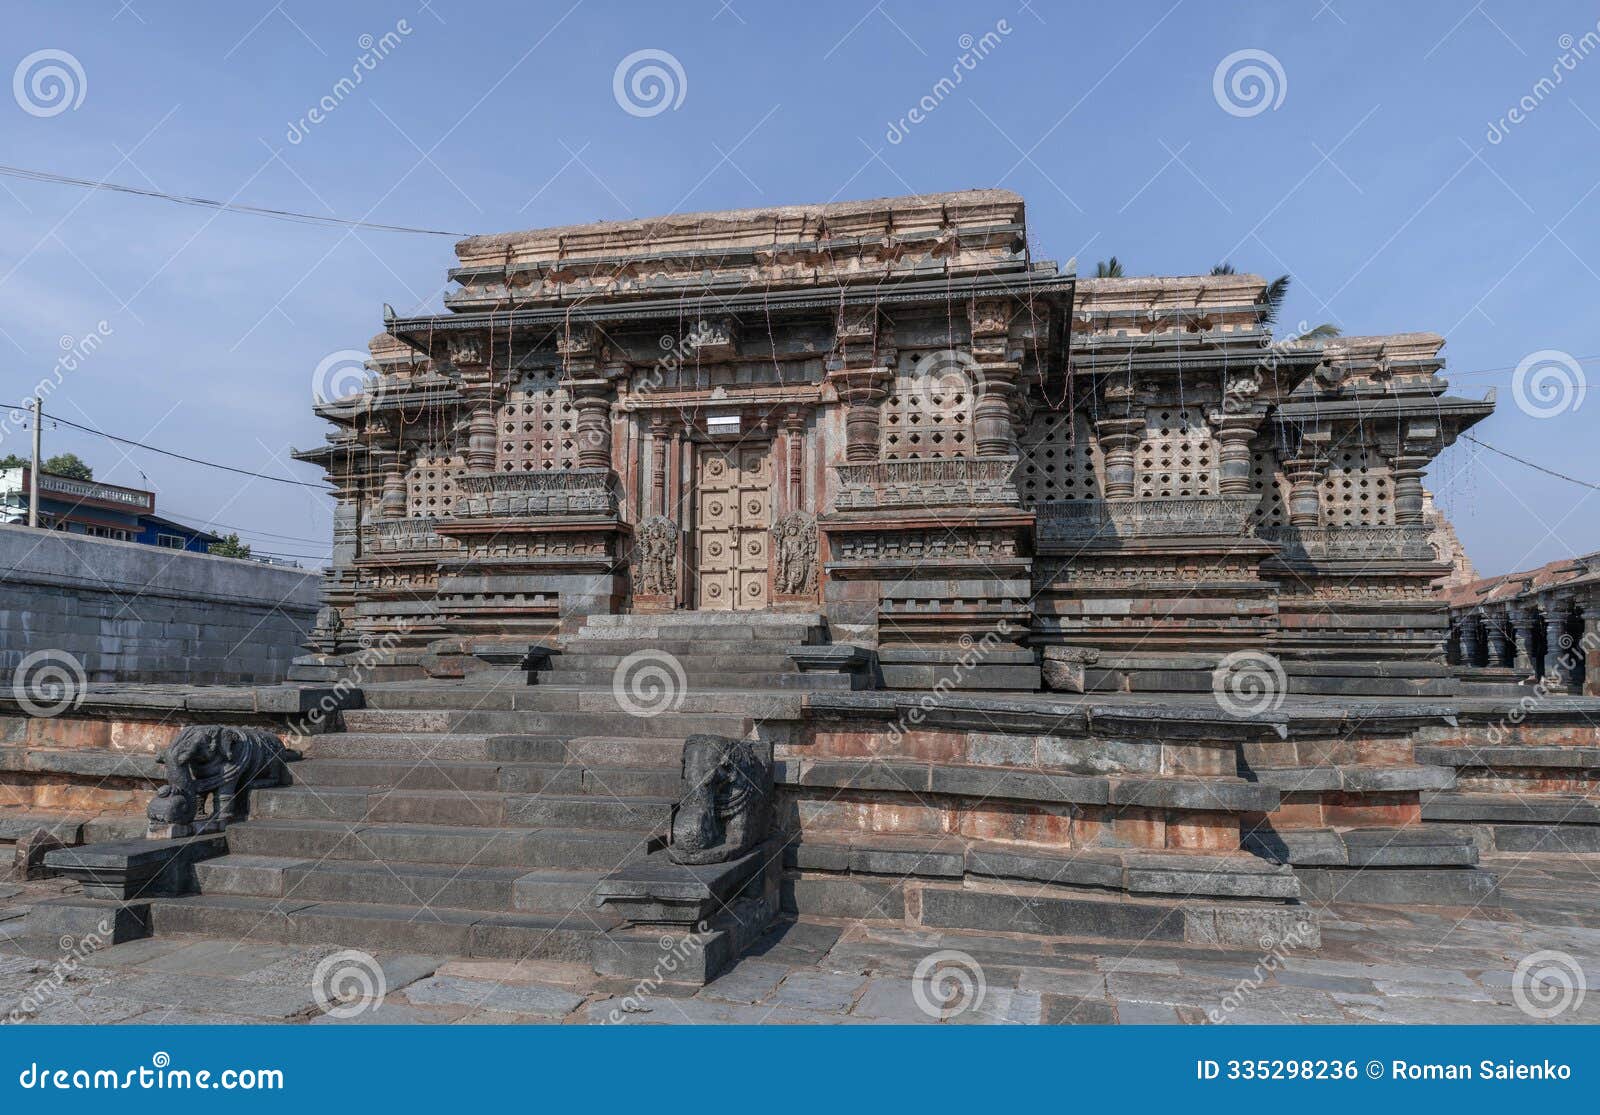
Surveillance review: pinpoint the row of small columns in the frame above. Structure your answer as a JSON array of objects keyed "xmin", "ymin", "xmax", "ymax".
[{"xmin": 1452, "ymin": 596, "xmax": 1594, "ymax": 690}]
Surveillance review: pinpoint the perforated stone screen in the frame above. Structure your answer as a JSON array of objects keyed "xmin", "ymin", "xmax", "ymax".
[
  {"xmin": 1018, "ymin": 408, "xmax": 1101, "ymax": 507},
  {"xmin": 881, "ymin": 353, "xmax": 974, "ymax": 459},
  {"xmin": 406, "ymin": 443, "xmax": 466, "ymax": 518},
  {"xmin": 1321, "ymin": 445, "xmax": 1393, "ymax": 526},
  {"xmin": 1249, "ymin": 441, "xmax": 1291, "ymax": 528},
  {"xmin": 1137, "ymin": 407, "xmax": 1217, "ymax": 498},
  {"xmin": 500, "ymin": 369, "xmax": 578, "ymax": 472}
]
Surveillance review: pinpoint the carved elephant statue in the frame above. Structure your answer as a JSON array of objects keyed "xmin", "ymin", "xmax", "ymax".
[
  {"xmin": 147, "ymin": 725, "xmax": 300, "ymax": 837},
  {"xmin": 668, "ymin": 734, "xmax": 773, "ymax": 865}
]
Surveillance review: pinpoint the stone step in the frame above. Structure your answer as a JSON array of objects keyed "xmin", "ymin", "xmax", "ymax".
[
  {"xmin": 1422, "ymin": 791, "xmax": 1600, "ymax": 826},
  {"xmin": 196, "ymin": 855, "xmax": 615, "ymax": 917},
  {"xmin": 289, "ymin": 758, "xmax": 680, "ymax": 797},
  {"xmin": 147, "ymin": 893, "xmax": 612, "ymax": 962},
  {"xmin": 536, "ymin": 668, "xmax": 851, "ymax": 690},
  {"xmin": 339, "ymin": 707, "xmax": 752, "ymax": 738},
  {"xmin": 547, "ymin": 652, "xmax": 798, "ymax": 672},
  {"xmin": 225, "ymin": 819, "xmax": 658, "ymax": 870},
  {"xmin": 580, "ymin": 611, "xmax": 821, "ymax": 631},
  {"xmin": 558, "ymin": 637, "xmax": 807, "ymax": 657},
  {"xmin": 252, "ymin": 785, "xmax": 671, "ymax": 832},
  {"xmin": 300, "ymin": 733, "xmax": 567, "ymax": 763}
]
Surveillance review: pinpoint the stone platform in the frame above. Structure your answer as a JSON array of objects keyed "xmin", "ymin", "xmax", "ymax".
[{"xmin": 9, "ymin": 623, "xmax": 1600, "ymax": 987}]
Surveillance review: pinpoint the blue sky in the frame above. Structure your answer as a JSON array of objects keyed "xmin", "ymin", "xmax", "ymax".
[{"xmin": 1, "ymin": 0, "xmax": 1596, "ymax": 575}]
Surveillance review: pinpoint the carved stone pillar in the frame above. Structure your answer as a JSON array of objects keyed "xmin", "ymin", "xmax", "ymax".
[
  {"xmin": 785, "ymin": 411, "xmax": 805, "ymax": 509},
  {"xmin": 1484, "ymin": 609, "xmax": 1509, "ymax": 668},
  {"xmin": 378, "ymin": 450, "xmax": 406, "ymax": 519},
  {"xmin": 969, "ymin": 298, "xmax": 1019, "ymax": 458},
  {"xmin": 1391, "ymin": 452, "xmax": 1428, "ymax": 526},
  {"xmin": 1511, "ymin": 606, "xmax": 1539, "ymax": 673},
  {"xmin": 1543, "ymin": 602, "xmax": 1570, "ymax": 685},
  {"xmin": 1460, "ymin": 612, "xmax": 1482, "ymax": 667},
  {"xmin": 448, "ymin": 334, "xmax": 497, "ymax": 473},
  {"xmin": 573, "ymin": 384, "xmax": 614, "ymax": 470},
  {"xmin": 1212, "ymin": 412, "xmax": 1262, "ymax": 496},
  {"xmin": 1096, "ymin": 417, "xmax": 1143, "ymax": 500},
  {"xmin": 831, "ymin": 306, "xmax": 892, "ymax": 464},
  {"xmin": 837, "ymin": 371, "xmax": 890, "ymax": 463},
  {"xmin": 1583, "ymin": 604, "xmax": 1600, "ymax": 697},
  {"xmin": 1283, "ymin": 454, "xmax": 1327, "ymax": 529},
  {"xmin": 649, "ymin": 415, "xmax": 670, "ymax": 517}
]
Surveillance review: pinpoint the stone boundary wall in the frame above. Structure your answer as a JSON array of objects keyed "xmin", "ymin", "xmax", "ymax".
[{"xmin": 0, "ymin": 523, "xmax": 320, "ymax": 685}]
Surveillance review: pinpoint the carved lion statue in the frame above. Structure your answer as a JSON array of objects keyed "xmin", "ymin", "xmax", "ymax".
[
  {"xmin": 668, "ymin": 734, "xmax": 773, "ymax": 865},
  {"xmin": 146, "ymin": 725, "xmax": 300, "ymax": 837}
]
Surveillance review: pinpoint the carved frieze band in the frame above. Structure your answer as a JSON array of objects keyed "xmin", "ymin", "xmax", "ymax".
[{"xmin": 833, "ymin": 456, "xmax": 1021, "ymax": 510}]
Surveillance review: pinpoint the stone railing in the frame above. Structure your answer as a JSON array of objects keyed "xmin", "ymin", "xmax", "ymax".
[
  {"xmin": 832, "ymin": 456, "xmax": 1020, "ymax": 511},
  {"xmin": 454, "ymin": 467, "xmax": 617, "ymax": 517},
  {"xmin": 1035, "ymin": 495, "xmax": 1258, "ymax": 544},
  {"xmin": 1259, "ymin": 524, "xmax": 1437, "ymax": 563},
  {"xmin": 361, "ymin": 517, "xmax": 457, "ymax": 554}
]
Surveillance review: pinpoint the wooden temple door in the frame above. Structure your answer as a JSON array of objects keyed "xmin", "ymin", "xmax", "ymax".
[{"xmin": 693, "ymin": 444, "xmax": 771, "ymax": 611}]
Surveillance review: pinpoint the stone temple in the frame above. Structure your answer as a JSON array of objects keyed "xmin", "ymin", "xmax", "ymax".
[{"xmin": 9, "ymin": 190, "xmax": 1600, "ymax": 987}]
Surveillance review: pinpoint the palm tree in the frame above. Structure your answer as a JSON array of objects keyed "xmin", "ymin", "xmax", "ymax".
[
  {"xmin": 1211, "ymin": 263, "xmax": 1340, "ymax": 341},
  {"xmin": 1094, "ymin": 257, "xmax": 1124, "ymax": 278}
]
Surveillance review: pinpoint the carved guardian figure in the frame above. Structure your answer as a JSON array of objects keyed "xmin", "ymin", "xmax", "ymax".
[
  {"xmin": 634, "ymin": 515, "xmax": 679, "ymax": 597},
  {"xmin": 147, "ymin": 725, "xmax": 300, "ymax": 838},
  {"xmin": 668, "ymin": 734, "xmax": 773, "ymax": 865},
  {"xmin": 772, "ymin": 512, "xmax": 818, "ymax": 595}
]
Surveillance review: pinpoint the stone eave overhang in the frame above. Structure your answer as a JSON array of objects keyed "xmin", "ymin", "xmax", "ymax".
[
  {"xmin": 388, "ymin": 270, "xmax": 1074, "ymax": 352},
  {"xmin": 1274, "ymin": 393, "xmax": 1495, "ymax": 429},
  {"xmin": 445, "ymin": 219, "xmax": 1027, "ymax": 285},
  {"xmin": 310, "ymin": 386, "xmax": 466, "ymax": 425}
]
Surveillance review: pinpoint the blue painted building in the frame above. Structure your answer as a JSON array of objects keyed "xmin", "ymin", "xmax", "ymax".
[{"xmin": 0, "ymin": 466, "xmax": 221, "ymax": 553}]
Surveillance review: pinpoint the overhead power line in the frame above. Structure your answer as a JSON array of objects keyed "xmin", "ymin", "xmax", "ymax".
[
  {"xmin": 0, "ymin": 162, "xmax": 470, "ymax": 237},
  {"xmin": 1462, "ymin": 434, "xmax": 1600, "ymax": 491},
  {"xmin": 3, "ymin": 403, "xmax": 330, "ymax": 489}
]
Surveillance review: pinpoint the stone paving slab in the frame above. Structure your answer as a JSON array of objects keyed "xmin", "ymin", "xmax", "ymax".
[{"xmin": 3, "ymin": 855, "xmax": 1600, "ymax": 1024}]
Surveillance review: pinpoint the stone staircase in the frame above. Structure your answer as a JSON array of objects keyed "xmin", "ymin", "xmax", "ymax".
[
  {"xmin": 143, "ymin": 612, "xmax": 835, "ymax": 971},
  {"xmin": 533, "ymin": 610, "xmax": 863, "ymax": 691}
]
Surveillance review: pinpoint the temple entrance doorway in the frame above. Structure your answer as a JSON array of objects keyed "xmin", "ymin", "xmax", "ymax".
[{"xmin": 692, "ymin": 442, "xmax": 772, "ymax": 611}]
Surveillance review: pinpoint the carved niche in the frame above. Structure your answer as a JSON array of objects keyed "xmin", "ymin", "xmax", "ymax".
[
  {"xmin": 633, "ymin": 515, "xmax": 679, "ymax": 597},
  {"xmin": 147, "ymin": 725, "xmax": 300, "ymax": 838},
  {"xmin": 668, "ymin": 734, "xmax": 773, "ymax": 865},
  {"xmin": 771, "ymin": 511, "xmax": 818, "ymax": 595}
]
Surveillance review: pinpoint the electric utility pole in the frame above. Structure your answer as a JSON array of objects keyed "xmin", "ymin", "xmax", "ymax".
[{"xmin": 28, "ymin": 395, "xmax": 41, "ymax": 528}]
